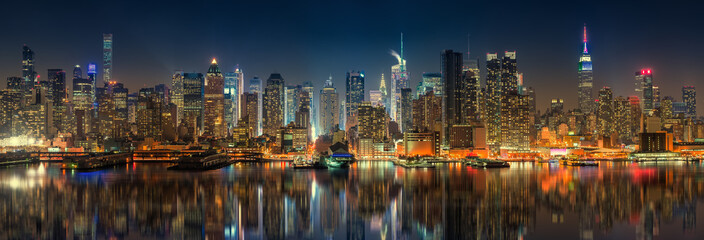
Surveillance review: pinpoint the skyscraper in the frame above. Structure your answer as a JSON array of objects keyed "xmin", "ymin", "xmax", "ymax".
[
  {"xmin": 501, "ymin": 51, "xmax": 518, "ymax": 94},
  {"xmin": 379, "ymin": 73, "xmax": 389, "ymax": 111},
  {"xmin": 390, "ymin": 33, "xmax": 408, "ymax": 123},
  {"xmin": 578, "ymin": 25, "xmax": 594, "ymax": 114},
  {"xmin": 102, "ymin": 34, "xmax": 113, "ymax": 83},
  {"xmin": 285, "ymin": 85, "xmax": 301, "ymax": 125},
  {"xmin": 72, "ymin": 72, "xmax": 93, "ymax": 111},
  {"xmin": 171, "ymin": 71, "xmax": 184, "ymax": 125},
  {"xmin": 73, "ymin": 65, "xmax": 82, "ymax": 79},
  {"xmin": 485, "ymin": 53, "xmax": 501, "ymax": 146},
  {"xmin": 418, "ymin": 72, "xmax": 442, "ymax": 98},
  {"xmin": 263, "ymin": 73, "xmax": 284, "ymax": 137},
  {"xmin": 412, "ymin": 90, "xmax": 442, "ymax": 132},
  {"xmin": 182, "ymin": 72, "xmax": 204, "ymax": 137},
  {"xmin": 441, "ymin": 50, "xmax": 464, "ymax": 142},
  {"xmin": 249, "ymin": 76, "xmax": 263, "ymax": 136},
  {"xmin": 597, "ymin": 87, "xmax": 614, "ymax": 136},
  {"xmin": 345, "ymin": 71, "xmax": 365, "ymax": 128},
  {"xmin": 203, "ymin": 58, "xmax": 226, "ymax": 138},
  {"xmin": 47, "ymin": 69, "xmax": 66, "ymax": 134},
  {"xmin": 683, "ymin": 86, "xmax": 696, "ymax": 117},
  {"xmin": 224, "ymin": 67, "xmax": 243, "ymax": 129},
  {"xmin": 21, "ymin": 45, "xmax": 36, "ymax": 104},
  {"xmin": 240, "ymin": 92, "xmax": 259, "ymax": 137},
  {"xmin": 500, "ymin": 92, "xmax": 530, "ymax": 150},
  {"xmin": 635, "ymin": 69, "xmax": 654, "ymax": 113},
  {"xmin": 614, "ymin": 96, "xmax": 632, "ymax": 143},
  {"xmin": 87, "ymin": 63, "xmax": 97, "ymax": 107},
  {"xmin": 319, "ymin": 77, "xmax": 339, "ymax": 136}
]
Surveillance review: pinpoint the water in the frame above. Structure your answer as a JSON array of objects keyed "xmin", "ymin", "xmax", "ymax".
[{"xmin": 2, "ymin": 161, "xmax": 704, "ymax": 239}]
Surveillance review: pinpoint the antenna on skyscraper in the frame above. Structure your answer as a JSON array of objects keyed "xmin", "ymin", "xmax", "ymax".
[
  {"xmin": 467, "ymin": 33, "xmax": 471, "ymax": 58},
  {"xmin": 400, "ymin": 32, "xmax": 404, "ymax": 61}
]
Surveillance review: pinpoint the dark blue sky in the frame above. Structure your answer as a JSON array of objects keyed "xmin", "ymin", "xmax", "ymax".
[{"xmin": 1, "ymin": 0, "xmax": 703, "ymax": 112}]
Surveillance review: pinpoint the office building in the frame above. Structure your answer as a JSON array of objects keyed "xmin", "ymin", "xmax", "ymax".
[
  {"xmin": 345, "ymin": 71, "xmax": 365, "ymax": 127},
  {"xmin": 500, "ymin": 92, "xmax": 530, "ymax": 150},
  {"xmin": 597, "ymin": 87, "xmax": 614, "ymax": 136},
  {"xmin": 683, "ymin": 86, "xmax": 696, "ymax": 117},
  {"xmin": 635, "ymin": 69, "xmax": 654, "ymax": 113},
  {"xmin": 203, "ymin": 59, "xmax": 226, "ymax": 138},
  {"xmin": 319, "ymin": 77, "xmax": 339, "ymax": 136},
  {"xmin": 240, "ymin": 92, "xmax": 259, "ymax": 137},
  {"xmin": 263, "ymin": 73, "xmax": 284, "ymax": 137},
  {"xmin": 182, "ymin": 72, "xmax": 204, "ymax": 137},
  {"xmin": 442, "ymin": 50, "xmax": 464, "ymax": 140},
  {"xmin": 103, "ymin": 33, "xmax": 113, "ymax": 83}
]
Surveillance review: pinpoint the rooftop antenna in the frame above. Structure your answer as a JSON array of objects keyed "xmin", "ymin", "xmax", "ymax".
[{"xmin": 400, "ymin": 32, "xmax": 404, "ymax": 62}]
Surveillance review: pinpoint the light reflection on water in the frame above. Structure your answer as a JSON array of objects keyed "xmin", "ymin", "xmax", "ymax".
[{"xmin": 1, "ymin": 161, "xmax": 704, "ymax": 239}]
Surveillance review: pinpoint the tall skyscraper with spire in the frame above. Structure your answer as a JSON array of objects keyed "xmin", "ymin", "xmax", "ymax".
[
  {"xmin": 204, "ymin": 58, "xmax": 226, "ymax": 137},
  {"xmin": 578, "ymin": 25, "xmax": 594, "ymax": 114},
  {"xmin": 102, "ymin": 34, "xmax": 113, "ymax": 83},
  {"xmin": 390, "ymin": 33, "xmax": 408, "ymax": 126}
]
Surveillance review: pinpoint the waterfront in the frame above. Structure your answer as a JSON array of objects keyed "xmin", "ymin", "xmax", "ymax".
[{"xmin": 2, "ymin": 162, "xmax": 704, "ymax": 239}]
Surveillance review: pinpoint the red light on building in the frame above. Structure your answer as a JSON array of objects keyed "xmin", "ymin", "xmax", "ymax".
[{"xmin": 647, "ymin": 69, "xmax": 651, "ymax": 74}]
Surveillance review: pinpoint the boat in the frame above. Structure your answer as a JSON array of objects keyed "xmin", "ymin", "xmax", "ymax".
[
  {"xmin": 292, "ymin": 155, "xmax": 327, "ymax": 169},
  {"xmin": 168, "ymin": 151, "xmax": 231, "ymax": 170},
  {"xmin": 561, "ymin": 159, "xmax": 598, "ymax": 167},
  {"xmin": 464, "ymin": 156, "xmax": 510, "ymax": 168},
  {"xmin": 393, "ymin": 157, "xmax": 436, "ymax": 168},
  {"xmin": 62, "ymin": 152, "xmax": 132, "ymax": 170}
]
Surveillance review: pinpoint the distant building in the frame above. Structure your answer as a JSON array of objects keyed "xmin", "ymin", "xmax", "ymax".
[
  {"xmin": 597, "ymin": 87, "xmax": 614, "ymax": 136},
  {"xmin": 400, "ymin": 88, "xmax": 412, "ymax": 132},
  {"xmin": 240, "ymin": 92, "xmax": 259, "ymax": 137},
  {"xmin": 203, "ymin": 59, "xmax": 226, "ymax": 138},
  {"xmin": 319, "ymin": 77, "xmax": 339, "ymax": 136},
  {"xmin": 635, "ymin": 69, "xmax": 654, "ymax": 113},
  {"xmin": 640, "ymin": 131, "xmax": 673, "ymax": 152},
  {"xmin": 170, "ymin": 71, "xmax": 184, "ymax": 124},
  {"xmin": 279, "ymin": 124, "xmax": 308, "ymax": 153},
  {"xmin": 263, "ymin": 73, "xmax": 284, "ymax": 137},
  {"xmin": 442, "ymin": 50, "xmax": 464, "ymax": 141},
  {"xmin": 683, "ymin": 86, "xmax": 696, "ymax": 117},
  {"xmin": 224, "ymin": 67, "xmax": 243, "ymax": 129},
  {"xmin": 103, "ymin": 34, "xmax": 113, "ymax": 83},
  {"xmin": 182, "ymin": 72, "xmax": 204, "ymax": 137},
  {"xmin": 412, "ymin": 91, "xmax": 442, "ymax": 133},
  {"xmin": 345, "ymin": 71, "xmax": 365, "ymax": 127},
  {"xmin": 500, "ymin": 91, "xmax": 530, "ymax": 150}
]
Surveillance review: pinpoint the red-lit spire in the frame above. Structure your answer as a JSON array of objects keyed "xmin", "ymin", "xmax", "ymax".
[{"xmin": 583, "ymin": 24, "xmax": 588, "ymax": 54}]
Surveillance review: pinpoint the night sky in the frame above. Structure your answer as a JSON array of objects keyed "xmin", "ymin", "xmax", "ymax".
[{"xmin": 1, "ymin": 0, "xmax": 703, "ymax": 113}]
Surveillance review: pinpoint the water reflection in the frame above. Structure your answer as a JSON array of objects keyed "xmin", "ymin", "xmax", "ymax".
[{"xmin": 1, "ymin": 162, "xmax": 704, "ymax": 239}]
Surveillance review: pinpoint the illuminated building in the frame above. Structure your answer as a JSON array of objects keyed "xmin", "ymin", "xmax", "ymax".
[
  {"xmin": 319, "ymin": 77, "xmax": 339, "ymax": 136},
  {"xmin": 403, "ymin": 131, "xmax": 440, "ymax": 156},
  {"xmin": 87, "ymin": 63, "xmax": 97, "ymax": 106},
  {"xmin": 639, "ymin": 131, "xmax": 672, "ymax": 152},
  {"xmin": 249, "ymin": 76, "xmax": 263, "ymax": 136},
  {"xmin": 345, "ymin": 71, "xmax": 365, "ymax": 128},
  {"xmin": 358, "ymin": 101, "xmax": 387, "ymax": 142},
  {"xmin": 21, "ymin": 45, "xmax": 36, "ymax": 104},
  {"xmin": 412, "ymin": 91, "xmax": 442, "ymax": 133},
  {"xmin": 240, "ymin": 92, "xmax": 259, "ymax": 137},
  {"xmin": 47, "ymin": 69, "xmax": 67, "ymax": 134},
  {"xmin": 683, "ymin": 86, "xmax": 696, "ymax": 117},
  {"xmin": 418, "ymin": 72, "xmax": 442, "ymax": 98},
  {"xmin": 102, "ymin": 33, "xmax": 113, "ymax": 83},
  {"xmin": 449, "ymin": 125, "xmax": 472, "ymax": 149},
  {"xmin": 390, "ymin": 33, "xmax": 408, "ymax": 123},
  {"xmin": 551, "ymin": 99, "xmax": 564, "ymax": 114},
  {"xmin": 578, "ymin": 25, "xmax": 594, "ymax": 114},
  {"xmin": 72, "ymin": 68, "xmax": 93, "ymax": 111},
  {"xmin": 400, "ymin": 88, "xmax": 412, "ymax": 132},
  {"xmin": 628, "ymin": 96, "xmax": 642, "ymax": 136},
  {"xmin": 485, "ymin": 53, "xmax": 501, "ymax": 147},
  {"xmin": 635, "ymin": 69, "xmax": 654, "ymax": 113},
  {"xmin": 295, "ymin": 91, "xmax": 311, "ymax": 129},
  {"xmin": 182, "ymin": 72, "xmax": 204, "ymax": 137},
  {"xmin": 171, "ymin": 70, "xmax": 183, "ymax": 124},
  {"xmin": 500, "ymin": 91, "xmax": 530, "ymax": 150},
  {"xmin": 660, "ymin": 96, "xmax": 673, "ymax": 120},
  {"xmin": 379, "ymin": 73, "xmax": 389, "ymax": 113},
  {"xmin": 613, "ymin": 96, "xmax": 632, "ymax": 143},
  {"xmin": 285, "ymin": 85, "xmax": 301, "ymax": 125},
  {"xmin": 442, "ymin": 50, "xmax": 464, "ymax": 141},
  {"xmin": 137, "ymin": 88, "xmax": 163, "ymax": 140},
  {"xmin": 501, "ymin": 51, "xmax": 518, "ymax": 94},
  {"xmin": 279, "ymin": 124, "xmax": 308, "ymax": 153},
  {"xmin": 203, "ymin": 58, "xmax": 226, "ymax": 138},
  {"xmin": 369, "ymin": 90, "xmax": 382, "ymax": 106},
  {"xmin": 653, "ymin": 85, "xmax": 661, "ymax": 108},
  {"xmin": 0, "ymin": 89, "xmax": 22, "ymax": 136},
  {"xmin": 263, "ymin": 73, "xmax": 284, "ymax": 137},
  {"xmin": 302, "ymin": 81, "xmax": 315, "ymax": 137},
  {"xmin": 597, "ymin": 87, "xmax": 614, "ymax": 136},
  {"xmin": 224, "ymin": 67, "xmax": 243, "ymax": 129}
]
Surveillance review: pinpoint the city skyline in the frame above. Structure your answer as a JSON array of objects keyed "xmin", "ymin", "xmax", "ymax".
[{"xmin": 1, "ymin": 1, "xmax": 703, "ymax": 113}]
